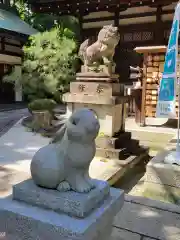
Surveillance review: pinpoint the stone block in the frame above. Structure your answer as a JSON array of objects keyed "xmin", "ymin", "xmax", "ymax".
[
  {"xmin": 95, "ymin": 132, "xmax": 131, "ymax": 149},
  {"xmin": 142, "ymin": 150, "xmax": 180, "ymax": 204},
  {"xmin": 145, "ymin": 150, "xmax": 180, "ymax": 188},
  {"xmin": 76, "ymin": 72, "xmax": 119, "ymax": 79},
  {"xmin": 32, "ymin": 110, "xmax": 52, "ymax": 129},
  {"xmin": 143, "ymin": 181, "xmax": 180, "ymax": 204},
  {"xmin": 111, "ymin": 228, "xmax": 141, "ymax": 240},
  {"xmin": 76, "ymin": 77, "xmax": 119, "ymax": 82},
  {"xmin": 96, "ymin": 136, "xmax": 118, "ymax": 149},
  {"xmin": 66, "ymin": 102, "xmax": 125, "ymax": 136},
  {"xmin": 0, "ymin": 188, "xmax": 124, "ymax": 240},
  {"xmin": 63, "ymin": 93, "xmax": 118, "ymax": 105},
  {"xmin": 96, "ymin": 147, "xmax": 123, "ymax": 159},
  {"xmin": 114, "ymin": 201, "xmax": 180, "ymax": 240},
  {"xmin": 143, "ymin": 238, "xmax": 155, "ymax": 240},
  {"xmin": 13, "ymin": 179, "xmax": 110, "ymax": 218},
  {"xmin": 70, "ymin": 82, "xmax": 123, "ymax": 96},
  {"xmin": 80, "ymin": 64, "xmax": 116, "ymax": 75},
  {"xmin": 127, "ymin": 194, "xmax": 180, "ymax": 211},
  {"xmin": 63, "ymin": 93, "xmax": 128, "ymax": 106}
]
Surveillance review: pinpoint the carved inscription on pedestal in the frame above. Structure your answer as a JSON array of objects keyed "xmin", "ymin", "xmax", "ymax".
[
  {"xmin": 78, "ymin": 84, "xmax": 85, "ymax": 92},
  {"xmin": 96, "ymin": 85, "xmax": 104, "ymax": 94}
]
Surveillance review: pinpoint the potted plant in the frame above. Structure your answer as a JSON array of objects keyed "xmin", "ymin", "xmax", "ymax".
[{"xmin": 28, "ymin": 98, "xmax": 57, "ymax": 129}]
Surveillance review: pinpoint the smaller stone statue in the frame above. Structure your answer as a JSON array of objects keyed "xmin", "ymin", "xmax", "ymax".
[
  {"xmin": 30, "ymin": 108, "xmax": 100, "ymax": 193},
  {"xmin": 79, "ymin": 24, "xmax": 120, "ymax": 67}
]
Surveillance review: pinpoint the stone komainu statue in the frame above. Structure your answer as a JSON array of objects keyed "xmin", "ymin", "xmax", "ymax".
[{"xmin": 79, "ymin": 25, "xmax": 120, "ymax": 66}]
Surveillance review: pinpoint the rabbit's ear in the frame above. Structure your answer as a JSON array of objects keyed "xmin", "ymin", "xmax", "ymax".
[{"xmin": 50, "ymin": 123, "xmax": 67, "ymax": 144}]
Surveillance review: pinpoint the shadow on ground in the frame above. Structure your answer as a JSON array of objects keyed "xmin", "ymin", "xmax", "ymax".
[
  {"xmin": 0, "ymin": 166, "xmax": 30, "ymax": 195},
  {"xmin": 113, "ymin": 156, "xmax": 151, "ymax": 193}
]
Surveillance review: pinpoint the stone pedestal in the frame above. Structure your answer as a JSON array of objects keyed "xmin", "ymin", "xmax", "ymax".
[
  {"xmin": 143, "ymin": 150, "xmax": 180, "ymax": 204},
  {"xmin": 63, "ymin": 71, "xmax": 147, "ymax": 167},
  {"xmin": 0, "ymin": 179, "xmax": 124, "ymax": 239},
  {"xmin": 63, "ymin": 73, "xmax": 126, "ymax": 136}
]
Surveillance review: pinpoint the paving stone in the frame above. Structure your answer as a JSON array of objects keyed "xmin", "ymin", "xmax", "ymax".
[
  {"xmin": 143, "ymin": 238, "xmax": 157, "ymax": 240},
  {"xmin": 111, "ymin": 228, "xmax": 141, "ymax": 240},
  {"xmin": 0, "ymin": 167, "xmax": 30, "ymax": 197},
  {"xmin": 114, "ymin": 201, "xmax": 180, "ymax": 240}
]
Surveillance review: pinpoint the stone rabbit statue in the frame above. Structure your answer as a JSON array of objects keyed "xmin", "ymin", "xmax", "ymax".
[{"xmin": 31, "ymin": 108, "xmax": 100, "ymax": 193}]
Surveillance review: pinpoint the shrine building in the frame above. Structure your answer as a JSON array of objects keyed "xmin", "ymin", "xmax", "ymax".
[
  {"xmin": 0, "ymin": 5, "xmax": 37, "ymax": 104},
  {"xmin": 28, "ymin": 0, "xmax": 178, "ymax": 125}
]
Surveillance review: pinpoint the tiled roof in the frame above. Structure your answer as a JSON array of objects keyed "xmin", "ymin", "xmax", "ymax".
[{"xmin": 0, "ymin": 9, "xmax": 38, "ymax": 36}]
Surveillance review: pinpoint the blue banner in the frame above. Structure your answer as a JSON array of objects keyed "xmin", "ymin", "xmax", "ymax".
[
  {"xmin": 158, "ymin": 77, "xmax": 175, "ymax": 101},
  {"xmin": 156, "ymin": 3, "xmax": 180, "ymax": 118},
  {"xmin": 163, "ymin": 49, "xmax": 176, "ymax": 74}
]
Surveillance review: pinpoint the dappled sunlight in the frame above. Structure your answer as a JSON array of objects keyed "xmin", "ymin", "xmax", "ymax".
[
  {"xmin": 138, "ymin": 208, "xmax": 159, "ymax": 217},
  {"xmin": 163, "ymin": 226, "xmax": 180, "ymax": 238},
  {"xmin": 4, "ymin": 142, "xmax": 14, "ymax": 147},
  {"xmin": 14, "ymin": 146, "xmax": 40, "ymax": 154},
  {"xmin": 114, "ymin": 200, "xmax": 180, "ymax": 240},
  {"xmin": 0, "ymin": 121, "xmax": 49, "ymax": 171},
  {"xmin": 0, "ymin": 165, "xmax": 30, "ymax": 197},
  {"xmin": 0, "ymin": 144, "xmax": 44, "ymax": 170},
  {"xmin": 5, "ymin": 159, "xmax": 31, "ymax": 173}
]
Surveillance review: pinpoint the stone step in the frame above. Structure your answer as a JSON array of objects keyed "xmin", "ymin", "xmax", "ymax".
[
  {"xmin": 96, "ymin": 132, "xmax": 131, "ymax": 149},
  {"xmin": 96, "ymin": 147, "xmax": 130, "ymax": 161},
  {"xmin": 102, "ymin": 155, "xmax": 141, "ymax": 167},
  {"xmin": 131, "ymin": 130, "xmax": 173, "ymax": 143},
  {"xmin": 96, "ymin": 143, "xmax": 148, "ymax": 161},
  {"xmin": 129, "ymin": 146, "xmax": 148, "ymax": 156},
  {"xmin": 114, "ymin": 194, "xmax": 180, "ymax": 240},
  {"xmin": 91, "ymin": 151, "xmax": 148, "ymax": 185},
  {"xmin": 118, "ymin": 139, "xmax": 140, "ymax": 150},
  {"xmin": 118, "ymin": 138, "xmax": 148, "ymax": 156},
  {"xmin": 139, "ymin": 140, "xmax": 167, "ymax": 149}
]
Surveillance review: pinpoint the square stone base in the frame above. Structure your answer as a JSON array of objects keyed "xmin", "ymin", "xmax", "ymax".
[
  {"xmin": 66, "ymin": 102, "xmax": 125, "ymax": 136},
  {"xmin": 13, "ymin": 179, "xmax": 110, "ymax": 218},
  {"xmin": 143, "ymin": 150, "xmax": 180, "ymax": 204},
  {"xmin": 80, "ymin": 64, "xmax": 116, "ymax": 76},
  {"xmin": 0, "ymin": 188, "xmax": 124, "ymax": 240}
]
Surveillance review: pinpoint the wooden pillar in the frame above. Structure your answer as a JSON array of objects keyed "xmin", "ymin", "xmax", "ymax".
[
  {"xmin": 132, "ymin": 88, "xmax": 143, "ymax": 125},
  {"xmin": 114, "ymin": 10, "xmax": 119, "ymax": 27},
  {"xmin": 78, "ymin": 14, "xmax": 83, "ymax": 40},
  {"xmin": 114, "ymin": 10, "xmax": 126, "ymax": 131},
  {"xmin": 4, "ymin": 0, "xmax": 10, "ymax": 6},
  {"xmin": 140, "ymin": 54, "xmax": 148, "ymax": 126},
  {"xmin": 73, "ymin": 13, "xmax": 83, "ymax": 41},
  {"xmin": 14, "ymin": 66, "xmax": 22, "ymax": 102},
  {"xmin": 155, "ymin": 6, "xmax": 163, "ymax": 45}
]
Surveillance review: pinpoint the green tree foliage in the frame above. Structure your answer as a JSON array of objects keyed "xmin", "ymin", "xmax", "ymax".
[
  {"xmin": 13, "ymin": 0, "xmax": 30, "ymax": 21},
  {"xmin": 8, "ymin": 0, "xmax": 81, "ymax": 40},
  {"xmin": 4, "ymin": 1, "xmax": 81, "ymax": 40},
  {"xmin": 3, "ymin": 1, "xmax": 81, "ymax": 101},
  {"xmin": 33, "ymin": 14, "xmax": 81, "ymax": 41},
  {"xmin": 4, "ymin": 27, "xmax": 77, "ymax": 101}
]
